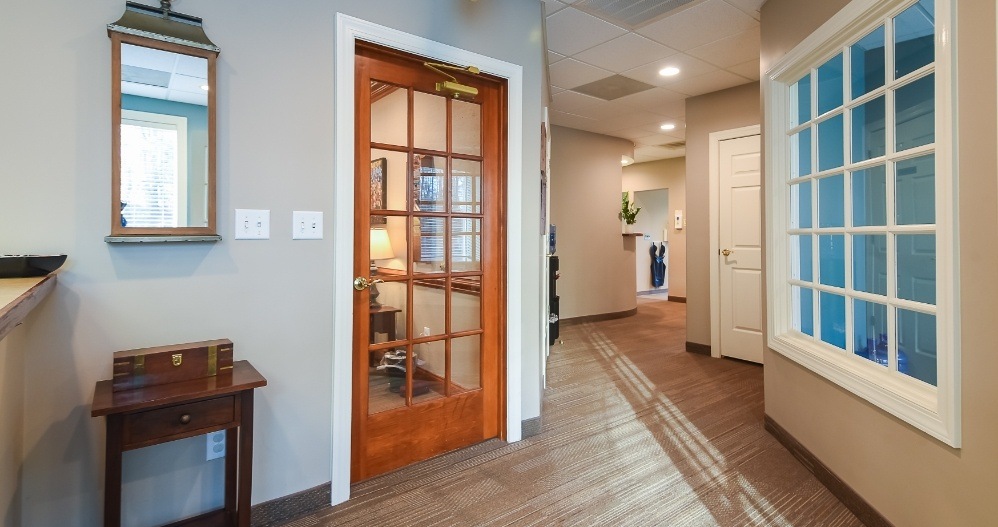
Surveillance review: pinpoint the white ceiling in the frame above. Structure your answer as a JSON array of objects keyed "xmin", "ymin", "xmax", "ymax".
[
  {"xmin": 543, "ymin": 0, "xmax": 765, "ymax": 163},
  {"xmin": 121, "ymin": 43, "xmax": 209, "ymax": 107}
]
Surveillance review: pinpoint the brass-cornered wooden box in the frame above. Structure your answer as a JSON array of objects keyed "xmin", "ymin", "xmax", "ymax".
[{"xmin": 112, "ymin": 339, "xmax": 234, "ymax": 392}]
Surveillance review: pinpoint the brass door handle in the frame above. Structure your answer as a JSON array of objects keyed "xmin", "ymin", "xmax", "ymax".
[
  {"xmin": 721, "ymin": 249, "xmax": 733, "ymax": 257},
  {"xmin": 353, "ymin": 277, "xmax": 385, "ymax": 291}
]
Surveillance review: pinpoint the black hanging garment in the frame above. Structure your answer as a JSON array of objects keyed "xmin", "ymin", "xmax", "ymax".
[{"xmin": 651, "ymin": 243, "xmax": 667, "ymax": 287}]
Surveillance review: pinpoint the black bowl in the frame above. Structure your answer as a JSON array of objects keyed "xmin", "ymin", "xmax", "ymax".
[{"xmin": 0, "ymin": 255, "xmax": 67, "ymax": 278}]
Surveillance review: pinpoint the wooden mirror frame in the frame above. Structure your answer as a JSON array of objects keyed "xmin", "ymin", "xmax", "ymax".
[{"xmin": 109, "ymin": 31, "xmax": 218, "ymax": 239}]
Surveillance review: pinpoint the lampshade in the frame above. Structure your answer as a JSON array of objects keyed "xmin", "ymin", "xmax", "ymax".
[{"xmin": 370, "ymin": 228, "xmax": 395, "ymax": 260}]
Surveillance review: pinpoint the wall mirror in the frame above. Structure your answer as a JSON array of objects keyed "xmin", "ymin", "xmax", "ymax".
[{"xmin": 107, "ymin": 2, "xmax": 220, "ymax": 241}]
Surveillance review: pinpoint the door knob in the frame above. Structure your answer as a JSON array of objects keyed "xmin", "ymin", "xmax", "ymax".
[
  {"xmin": 721, "ymin": 249, "xmax": 733, "ymax": 257},
  {"xmin": 353, "ymin": 277, "xmax": 385, "ymax": 291}
]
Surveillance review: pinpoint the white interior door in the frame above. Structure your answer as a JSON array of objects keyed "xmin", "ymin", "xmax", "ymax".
[{"xmin": 718, "ymin": 134, "xmax": 763, "ymax": 363}]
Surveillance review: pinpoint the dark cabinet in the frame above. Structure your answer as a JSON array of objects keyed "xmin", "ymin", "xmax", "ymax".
[{"xmin": 549, "ymin": 255, "xmax": 559, "ymax": 345}]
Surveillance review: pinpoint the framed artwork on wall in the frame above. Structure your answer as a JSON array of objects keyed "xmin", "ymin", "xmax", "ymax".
[{"xmin": 371, "ymin": 157, "xmax": 387, "ymax": 225}]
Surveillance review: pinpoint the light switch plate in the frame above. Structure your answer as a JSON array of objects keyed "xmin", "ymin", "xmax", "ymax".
[
  {"xmin": 235, "ymin": 209, "xmax": 270, "ymax": 239},
  {"xmin": 292, "ymin": 211, "xmax": 323, "ymax": 240}
]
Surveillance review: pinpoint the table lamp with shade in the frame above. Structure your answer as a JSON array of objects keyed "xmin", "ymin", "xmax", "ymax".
[{"xmin": 369, "ymin": 227, "xmax": 395, "ymax": 307}]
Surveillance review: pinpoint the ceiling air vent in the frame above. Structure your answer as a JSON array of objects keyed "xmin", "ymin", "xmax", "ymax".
[
  {"xmin": 660, "ymin": 141, "xmax": 686, "ymax": 149},
  {"xmin": 572, "ymin": 75, "xmax": 655, "ymax": 101},
  {"xmin": 571, "ymin": 0, "xmax": 701, "ymax": 30}
]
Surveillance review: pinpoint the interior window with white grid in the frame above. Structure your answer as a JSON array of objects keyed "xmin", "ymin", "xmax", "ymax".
[
  {"xmin": 788, "ymin": 0, "xmax": 938, "ymax": 385},
  {"xmin": 769, "ymin": 0, "xmax": 959, "ymax": 444}
]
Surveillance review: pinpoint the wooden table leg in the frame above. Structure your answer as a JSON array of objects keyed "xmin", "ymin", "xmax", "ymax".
[
  {"xmin": 104, "ymin": 415, "xmax": 123, "ymax": 527},
  {"xmin": 237, "ymin": 390, "xmax": 254, "ymax": 527},
  {"xmin": 224, "ymin": 426, "xmax": 238, "ymax": 524}
]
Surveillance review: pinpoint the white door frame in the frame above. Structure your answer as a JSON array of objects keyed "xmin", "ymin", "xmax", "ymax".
[
  {"xmin": 708, "ymin": 124, "xmax": 761, "ymax": 359},
  {"xmin": 332, "ymin": 13, "xmax": 524, "ymax": 505}
]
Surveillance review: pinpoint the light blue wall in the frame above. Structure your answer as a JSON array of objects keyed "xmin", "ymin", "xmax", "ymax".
[{"xmin": 0, "ymin": 1, "xmax": 544, "ymax": 525}]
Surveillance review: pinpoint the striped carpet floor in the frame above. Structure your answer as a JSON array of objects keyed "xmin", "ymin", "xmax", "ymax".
[{"xmin": 301, "ymin": 299, "xmax": 862, "ymax": 526}]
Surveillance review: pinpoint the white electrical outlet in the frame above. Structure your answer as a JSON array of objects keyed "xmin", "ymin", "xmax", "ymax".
[
  {"xmin": 206, "ymin": 431, "xmax": 226, "ymax": 461},
  {"xmin": 235, "ymin": 209, "xmax": 270, "ymax": 239},
  {"xmin": 292, "ymin": 211, "xmax": 323, "ymax": 240}
]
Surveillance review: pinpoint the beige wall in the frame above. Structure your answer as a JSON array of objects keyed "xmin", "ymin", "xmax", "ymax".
[
  {"xmin": 762, "ymin": 1, "xmax": 998, "ymax": 526},
  {"xmin": 0, "ymin": 1, "xmax": 545, "ymax": 525},
  {"xmin": 623, "ymin": 157, "xmax": 687, "ymax": 297},
  {"xmin": 550, "ymin": 126, "xmax": 637, "ymax": 319},
  {"xmin": 684, "ymin": 83, "xmax": 761, "ymax": 345},
  {"xmin": 0, "ymin": 329, "xmax": 25, "ymax": 526}
]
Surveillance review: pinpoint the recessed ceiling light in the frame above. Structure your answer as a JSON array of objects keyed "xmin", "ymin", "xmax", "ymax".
[
  {"xmin": 200, "ymin": 85, "xmax": 209, "ymax": 91},
  {"xmin": 658, "ymin": 66, "xmax": 680, "ymax": 77},
  {"xmin": 660, "ymin": 123, "xmax": 676, "ymax": 131}
]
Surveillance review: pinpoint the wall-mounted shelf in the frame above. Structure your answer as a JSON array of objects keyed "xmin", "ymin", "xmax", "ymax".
[
  {"xmin": 622, "ymin": 232, "xmax": 643, "ymax": 237},
  {"xmin": 0, "ymin": 275, "xmax": 56, "ymax": 342},
  {"xmin": 105, "ymin": 235, "xmax": 222, "ymax": 244}
]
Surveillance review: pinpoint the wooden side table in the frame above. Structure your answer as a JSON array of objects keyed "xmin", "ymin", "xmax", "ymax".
[
  {"xmin": 369, "ymin": 305, "xmax": 401, "ymax": 343},
  {"xmin": 91, "ymin": 360, "xmax": 267, "ymax": 527}
]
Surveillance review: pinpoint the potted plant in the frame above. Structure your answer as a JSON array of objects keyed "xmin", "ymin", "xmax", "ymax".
[{"xmin": 620, "ymin": 193, "xmax": 640, "ymax": 234}]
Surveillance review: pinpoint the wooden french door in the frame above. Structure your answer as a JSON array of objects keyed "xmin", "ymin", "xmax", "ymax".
[{"xmin": 351, "ymin": 42, "xmax": 506, "ymax": 482}]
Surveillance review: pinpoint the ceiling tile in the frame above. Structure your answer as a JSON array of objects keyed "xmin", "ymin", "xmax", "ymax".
[
  {"xmin": 549, "ymin": 109, "xmax": 600, "ymax": 131},
  {"xmin": 621, "ymin": 54, "xmax": 717, "ymax": 87},
  {"xmin": 633, "ymin": 132, "xmax": 685, "ymax": 146},
  {"xmin": 614, "ymin": 87, "xmax": 686, "ymax": 117},
  {"xmin": 573, "ymin": 33, "xmax": 678, "ymax": 73},
  {"xmin": 636, "ymin": 0, "xmax": 758, "ymax": 51},
  {"xmin": 634, "ymin": 145, "xmax": 685, "ymax": 161},
  {"xmin": 660, "ymin": 126, "xmax": 687, "ymax": 140},
  {"xmin": 548, "ymin": 59, "xmax": 612, "ymax": 90},
  {"xmin": 548, "ymin": 50, "xmax": 566, "ymax": 65},
  {"xmin": 550, "ymin": 90, "xmax": 608, "ymax": 114},
  {"xmin": 541, "ymin": 0, "xmax": 568, "ymax": 15},
  {"xmin": 686, "ymin": 28, "xmax": 760, "ymax": 69},
  {"xmin": 545, "ymin": 8, "xmax": 628, "ymax": 56},
  {"xmin": 724, "ymin": 0, "xmax": 765, "ymax": 20},
  {"xmin": 666, "ymin": 69, "xmax": 752, "ymax": 96},
  {"xmin": 619, "ymin": 120, "xmax": 688, "ymax": 137},
  {"xmin": 611, "ymin": 126, "xmax": 661, "ymax": 140},
  {"xmin": 582, "ymin": 106, "xmax": 673, "ymax": 131},
  {"xmin": 727, "ymin": 59, "xmax": 760, "ymax": 80}
]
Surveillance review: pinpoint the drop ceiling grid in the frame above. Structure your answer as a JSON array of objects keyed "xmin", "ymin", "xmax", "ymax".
[{"xmin": 543, "ymin": 0, "xmax": 762, "ymax": 162}]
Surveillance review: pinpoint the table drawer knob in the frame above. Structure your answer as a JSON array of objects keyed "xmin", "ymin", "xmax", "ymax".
[{"xmin": 179, "ymin": 414, "xmax": 192, "ymax": 425}]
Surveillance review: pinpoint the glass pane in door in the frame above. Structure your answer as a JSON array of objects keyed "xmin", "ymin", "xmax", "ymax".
[
  {"xmin": 452, "ymin": 100, "xmax": 481, "ymax": 156},
  {"xmin": 451, "ymin": 159, "xmax": 482, "ymax": 213},
  {"xmin": 413, "ymin": 91, "xmax": 447, "ymax": 152},
  {"xmin": 368, "ymin": 345, "xmax": 408, "ymax": 415},
  {"xmin": 413, "ymin": 279, "xmax": 447, "ymax": 338},
  {"xmin": 412, "ymin": 339, "xmax": 446, "ymax": 404},
  {"xmin": 413, "ymin": 215, "xmax": 446, "ymax": 274},
  {"xmin": 370, "ymin": 82, "xmax": 407, "ymax": 147},
  {"xmin": 368, "ymin": 280, "xmax": 407, "ymax": 345},
  {"xmin": 370, "ymin": 149, "xmax": 408, "ymax": 213},
  {"xmin": 371, "ymin": 216, "xmax": 407, "ymax": 273},
  {"xmin": 451, "ymin": 218, "xmax": 481, "ymax": 272},
  {"xmin": 451, "ymin": 335, "xmax": 481, "ymax": 394},
  {"xmin": 451, "ymin": 277, "xmax": 481, "ymax": 332},
  {"xmin": 414, "ymin": 155, "xmax": 448, "ymax": 212}
]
